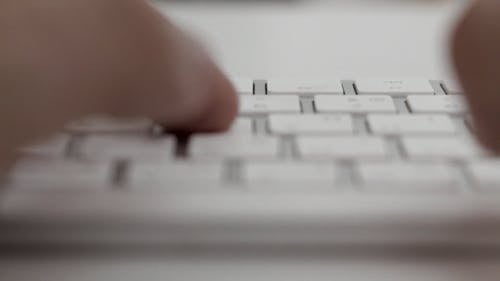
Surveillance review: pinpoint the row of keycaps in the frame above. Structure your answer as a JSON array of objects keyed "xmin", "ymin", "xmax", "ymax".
[
  {"xmin": 199, "ymin": 114, "xmax": 465, "ymax": 136},
  {"xmin": 240, "ymin": 95, "xmax": 467, "ymax": 114},
  {"xmin": 7, "ymin": 159, "xmax": 500, "ymax": 192},
  {"xmin": 191, "ymin": 135, "xmax": 482, "ymax": 160},
  {"xmin": 270, "ymin": 114, "xmax": 464, "ymax": 134},
  {"xmin": 21, "ymin": 119, "xmax": 479, "ymax": 160},
  {"xmin": 62, "ymin": 114, "xmax": 467, "ymax": 136},
  {"xmin": 232, "ymin": 78, "xmax": 462, "ymax": 96},
  {"xmin": 27, "ymin": 135, "xmax": 482, "ymax": 160}
]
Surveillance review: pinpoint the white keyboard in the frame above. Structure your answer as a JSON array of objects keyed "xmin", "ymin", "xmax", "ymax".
[
  {"xmin": 5, "ymin": 78, "xmax": 484, "ymax": 192},
  {"xmin": 4, "ymin": 78, "xmax": 500, "ymax": 247}
]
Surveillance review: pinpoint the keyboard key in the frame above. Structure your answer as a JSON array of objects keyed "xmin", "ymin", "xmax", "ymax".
[
  {"xmin": 20, "ymin": 134, "xmax": 69, "ymax": 157},
  {"xmin": 407, "ymin": 95, "xmax": 467, "ymax": 114},
  {"xmin": 128, "ymin": 162, "xmax": 224, "ymax": 190},
  {"xmin": 189, "ymin": 136, "xmax": 279, "ymax": 158},
  {"xmin": 7, "ymin": 160, "xmax": 111, "ymax": 190},
  {"xmin": 227, "ymin": 118, "xmax": 253, "ymax": 135},
  {"xmin": 356, "ymin": 78, "xmax": 435, "ymax": 96},
  {"xmin": 231, "ymin": 77, "xmax": 253, "ymax": 95},
  {"xmin": 402, "ymin": 136, "xmax": 482, "ymax": 159},
  {"xmin": 297, "ymin": 136, "xmax": 389, "ymax": 159},
  {"xmin": 267, "ymin": 79, "xmax": 343, "ymax": 95},
  {"xmin": 269, "ymin": 114, "xmax": 353, "ymax": 135},
  {"xmin": 67, "ymin": 116, "xmax": 152, "ymax": 133},
  {"xmin": 315, "ymin": 95, "xmax": 396, "ymax": 113},
  {"xmin": 80, "ymin": 136, "xmax": 175, "ymax": 161},
  {"xmin": 367, "ymin": 114, "xmax": 457, "ymax": 135},
  {"xmin": 243, "ymin": 161, "xmax": 338, "ymax": 184},
  {"xmin": 468, "ymin": 160, "xmax": 500, "ymax": 189},
  {"xmin": 240, "ymin": 96, "xmax": 301, "ymax": 115},
  {"xmin": 358, "ymin": 162, "xmax": 457, "ymax": 192}
]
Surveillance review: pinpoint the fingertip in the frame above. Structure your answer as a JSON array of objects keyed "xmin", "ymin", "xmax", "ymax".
[
  {"xmin": 450, "ymin": 2, "xmax": 476, "ymax": 92},
  {"xmin": 165, "ymin": 60, "xmax": 238, "ymax": 133},
  {"xmin": 451, "ymin": 0, "xmax": 500, "ymax": 154},
  {"xmin": 215, "ymin": 73, "xmax": 240, "ymax": 130},
  {"xmin": 191, "ymin": 70, "xmax": 239, "ymax": 132},
  {"xmin": 474, "ymin": 129, "xmax": 500, "ymax": 155}
]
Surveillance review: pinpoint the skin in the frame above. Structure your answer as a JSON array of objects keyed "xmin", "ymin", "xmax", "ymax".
[
  {"xmin": 0, "ymin": 0, "xmax": 238, "ymax": 168},
  {"xmin": 0, "ymin": 0, "xmax": 498, "ymax": 168},
  {"xmin": 453, "ymin": 0, "xmax": 500, "ymax": 152}
]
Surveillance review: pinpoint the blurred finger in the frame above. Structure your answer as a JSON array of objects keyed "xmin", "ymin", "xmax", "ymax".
[
  {"xmin": 452, "ymin": 0, "xmax": 500, "ymax": 151},
  {"xmin": 104, "ymin": 1, "xmax": 238, "ymax": 132}
]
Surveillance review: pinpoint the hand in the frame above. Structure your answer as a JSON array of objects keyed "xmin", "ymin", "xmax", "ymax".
[
  {"xmin": 452, "ymin": 0, "xmax": 500, "ymax": 152},
  {"xmin": 0, "ymin": 0, "xmax": 238, "ymax": 165}
]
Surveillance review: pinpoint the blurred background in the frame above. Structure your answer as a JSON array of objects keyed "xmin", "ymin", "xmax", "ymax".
[{"xmin": 155, "ymin": 0, "xmax": 468, "ymax": 82}]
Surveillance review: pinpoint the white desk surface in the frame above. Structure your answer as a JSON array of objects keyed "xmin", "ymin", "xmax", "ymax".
[{"xmin": 2, "ymin": 2, "xmax": 492, "ymax": 280}]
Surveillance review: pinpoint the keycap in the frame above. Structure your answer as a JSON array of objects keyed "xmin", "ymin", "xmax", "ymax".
[
  {"xmin": 20, "ymin": 134, "xmax": 69, "ymax": 157},
  {"xmin": 356, "ymin": 78, "xmax": 435, "ymax": 96},
  {"xmin": 189, "ymin": 135, "xmax": 279, "ymax": 158},
  {"xmin": 358, "ymin": 162, "xmax": 458, "ymax": 192},
  {"xmin": 443, "ymin": 80, "xmax": 463, "ymax": 95},
  {"xmin": 407, "ymin": 95, "xmax": 467, "ymax": 114},
  {"xmin": 176, "ymin": 119, "xmax": 252, "ymax": 137},
  {"xmin": 297, "ymin": 136, "xmax": 389, "ymax": 159},
  {"xmin": 128, "ymin": 162, "xmax": 224, "ymax": 190},
  {"xmin": 7, "ymin": 160, "xmax": 111, "ymax": 190},
  {"xmin": 242, "ymin": 161, "xmax": 338, "ymax": 185},
  {"xmin": 267, "ymin": 79, "xmax": 343, "ymax": 95},
  {"xmin": 67, "ymin": 116, "xmax": 152, "ymax": 133},
  {"xmin": 80, "ymin": 136, "xmax": 175, "ymax": 161},
  {"xmin": 402, "ymin": 136, "xmax": 482, "ymax": 159},
  {"xmin": 231, "ymin": 77, "xmax": 253, "ymax": 95},
  {"xmin": 240, "ymin": 96, "xmax": 301, "ymax": 115},
  {"xmin": 367, "ymin": 114, "xmax": 457, "ymax": 135},
  {"xmin": 315, "ymin": 95, "xmax": 396, "ymax": 113},
  {"xmin": 468, "ymin": 160, "xmax": 500, "ymax": 189},
  {"xmin": 268, "ymin": 114, "xmax": 353, "ymax": 135},
  {"xmin": 228, "ymin": 118, "xmax": 253, "ymax": 135}
]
